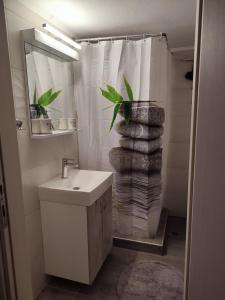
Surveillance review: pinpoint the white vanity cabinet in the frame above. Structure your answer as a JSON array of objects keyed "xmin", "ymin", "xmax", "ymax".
[
  {"xmin": 40, "ymin": 184, "xmax": 112, "ymax": 284},
  {"xmin": 87, "ymin": 188, "xmax": 112, "ymax": 282}
]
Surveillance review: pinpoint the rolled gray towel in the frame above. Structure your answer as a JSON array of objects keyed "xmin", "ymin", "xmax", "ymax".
[
  {"xmin": 114, "ymin": 172, "xmax": 162, "ymax": 209},
  {"xmin": 116, "ymin": 120, "xmax": 163, "ymax": 140},
  {"xmin": 116, "ymin": 187, "xmax": 161, "ymax": 210},
  {"xmin": 120, "ymin": 101, "xmax": 165, "ymax": 126},
  {"xmin": 114, "ymin": 172, "xmax": 162, "ymax": 217},
  {"xmin": 109, "ymin": 147, "xmax": 162, "ymax": 173},
  {"xmin": 114, "ymin": 171, "xmax": 161, "ymax": 188},
  {"xmin": 119, "ymin": 137, "xmax": 161, "ymax": 154}
]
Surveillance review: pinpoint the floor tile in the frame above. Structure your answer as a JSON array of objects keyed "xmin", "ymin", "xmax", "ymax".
[
  {"xmin": 47, "ymin": 276, "xmax": 82, "ymax": 293},
  {"xmin": 37, "ymin": 286, "xmax": 76, "ymax": 300},
  {"xmin": 75, "ymin": 294, "xmax": 101, "ymax": 300},
  {"xmin": 38, "ymin": 216, "xmax": 186, "ymax": 300}
]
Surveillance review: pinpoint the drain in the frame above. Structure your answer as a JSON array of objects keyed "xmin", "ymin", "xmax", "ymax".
[{"xmin": 73, "ymin": 186, "xmax": 80, "ymax": 190}]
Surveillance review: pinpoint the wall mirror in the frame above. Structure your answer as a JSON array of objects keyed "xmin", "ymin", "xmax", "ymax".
[{"xmin": 23, "ymin": 29, "xmax": 78, "ymax": 138}]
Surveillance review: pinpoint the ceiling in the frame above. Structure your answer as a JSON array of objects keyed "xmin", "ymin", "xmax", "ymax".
[{"xmin": 19, "ymin": 0, "xmax": 197, "ymax": 48}]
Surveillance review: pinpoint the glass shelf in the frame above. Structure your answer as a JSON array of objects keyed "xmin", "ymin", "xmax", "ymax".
[{"xmin": 31, "ymin": 129, "xmax": 77, "ymax": 139}]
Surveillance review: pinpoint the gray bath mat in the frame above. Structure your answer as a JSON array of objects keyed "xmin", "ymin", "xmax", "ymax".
[{"xmin": 117, "ymin": 261, "xmax": 183, "ymax": 300}]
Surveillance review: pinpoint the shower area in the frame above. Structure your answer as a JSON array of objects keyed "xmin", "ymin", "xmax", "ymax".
[{"xmin": 74, "ymin": 33, "xmax": 189, "ymax": 249}]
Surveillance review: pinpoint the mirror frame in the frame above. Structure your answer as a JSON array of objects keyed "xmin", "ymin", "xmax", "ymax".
[{"xmin": 22, "ymin": 28, "xmax": 79, "ymax": 139}]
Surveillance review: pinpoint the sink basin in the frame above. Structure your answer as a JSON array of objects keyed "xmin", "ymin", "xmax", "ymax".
[{"xmin": 38, "ymin": 169, "xmax": 113, "ymax": 206}]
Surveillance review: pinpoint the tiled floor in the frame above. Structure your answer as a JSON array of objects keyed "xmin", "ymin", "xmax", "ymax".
[{"xmin": 37, "ymin": 217, "xmax": 186, "ymax": 300}]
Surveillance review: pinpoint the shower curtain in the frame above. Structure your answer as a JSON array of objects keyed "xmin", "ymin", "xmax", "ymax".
[
  {"xmin": 74, "ymin": 37, "xmax": 169, "ymax": 171},
  {"xmin": 74, "ymin": 37, "xmax": 169, "ymax": 236}
]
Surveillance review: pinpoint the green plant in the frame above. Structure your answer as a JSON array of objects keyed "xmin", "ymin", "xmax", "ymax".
[
  {"xmin": 100, "ymin": 76, "xmax": 134, "ymax": 130},
  {"xmin": 33, "ymin": 88, "xmax": 62, "ymax": 117}
]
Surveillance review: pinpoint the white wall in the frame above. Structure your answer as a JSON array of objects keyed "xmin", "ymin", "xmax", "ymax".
[
  {"xmin": 3, "ymin": 0, "xmax": 78, "ymax": 298},
  {"xmin": 164, "ymin": 56, "xmax": 193, "ymax": 217},
  {"xmin": 0, "ymin": 1, "xmax": 33, "ymax": 299}
]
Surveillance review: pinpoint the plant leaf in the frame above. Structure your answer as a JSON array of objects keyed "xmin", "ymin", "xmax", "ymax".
[
  {"xmin": 37, "ymin": 89, "xmax": 62, "ymax": 107},
  {"xmin": 107, "ymin": 85, "xmax": 123, "ymax": 102},
  {"xmin": 124, "ymin": 77, "xmax": 134, "ymax": 101},
  {"xmin": 33, "ymin": 86, "xmax": 37, "ymax": 104},
  {"xmin": 37, "ymin": 88, "xmax": 53, "ymax": 106},
  {"xmin": 48, "ymin": 90, "xmax": 62, "ymax": 106},
  {"xmin": 39, "ymin": 105, "xmax": 47, "ymax": 116},
  {"xmin": 123, "ymin": 102, "xmax": 131, "ymax": 125},
  {"xmin": 110, "ymin": 103, "xmax": 121, "ymax": 131},
  {"xmin": 100, "ymin": 88, "xmax": 118, "ymax": 104}
]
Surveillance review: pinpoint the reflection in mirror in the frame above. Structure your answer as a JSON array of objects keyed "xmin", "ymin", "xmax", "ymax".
[{"xmin": 25, "ymin": 43, "xmax": 76, "ymax": 136}]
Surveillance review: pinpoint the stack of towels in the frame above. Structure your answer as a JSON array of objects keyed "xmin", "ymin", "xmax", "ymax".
[{"xmin": 109, "ymin": 102, "xmax": 165, "ymax": 238}]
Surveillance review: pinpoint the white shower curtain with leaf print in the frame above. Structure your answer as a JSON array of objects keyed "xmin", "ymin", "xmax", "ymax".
[
  {"xmin": 74, "ymin": 37, "xmax": 170, "ymax": 233},
  {"xmin": 74, "ymin": 37, "xmax": 169, "ymax": 172}
]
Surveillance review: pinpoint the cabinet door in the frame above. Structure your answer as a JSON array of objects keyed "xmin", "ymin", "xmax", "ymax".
[
  {"xmin": 87, "ymin": 196, "xmax": 103, "ymax": 283},
  {"xmin": 41, "ymin": 201, "xmax": 90, "ymax": 284},
  {"xmin": 102, "ymin": 188, "xmax": 113, "ymax": 261}
]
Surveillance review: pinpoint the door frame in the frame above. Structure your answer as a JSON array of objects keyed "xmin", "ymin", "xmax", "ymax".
[
  {"xmin": 184, "ymin": 0, "xmax": 203, "ymax": 299},
  {"xmin": 184, "ymin": 0, "xmax": 225, "ymax": 298},
  {"xmin": 0, "ymin": 231, "xmax": 9, "ymax": 300},
  {"xmin": 0, "ymin": 146, "xmax": 14, "ymax": 300}
]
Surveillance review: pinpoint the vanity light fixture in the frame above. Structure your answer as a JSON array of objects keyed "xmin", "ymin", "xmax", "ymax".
[
  {"xmin": 34, "ymin": 29, "xmax": 79, "ymax": 60},
  {"xmin": 42, "ymin": 23, "xmax": 81, "ymax": 50},
  {"xmin": 22, "ymin": 28, "xmax": 79, "ymax": 61}
]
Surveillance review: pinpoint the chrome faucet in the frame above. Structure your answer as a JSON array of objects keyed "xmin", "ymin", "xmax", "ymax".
[{"xmin": 62, "ymin": 158, "xmax": 79, "ymax": 178}]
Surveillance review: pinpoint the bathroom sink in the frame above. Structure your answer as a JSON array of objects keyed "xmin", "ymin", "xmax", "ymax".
[{"xmin": 38, "ymin": 169, "xmax": 113, "ymax": 206}]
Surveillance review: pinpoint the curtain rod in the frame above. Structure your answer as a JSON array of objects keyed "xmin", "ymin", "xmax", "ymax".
[{"xmin": 75, "ymin": 32, "xmax": 168, "ymax": 43}]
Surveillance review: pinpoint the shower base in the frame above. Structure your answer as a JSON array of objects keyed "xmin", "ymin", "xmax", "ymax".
[{"xmin": 113, "ymin": 209, "xmax": 168, "ymax": 255}]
